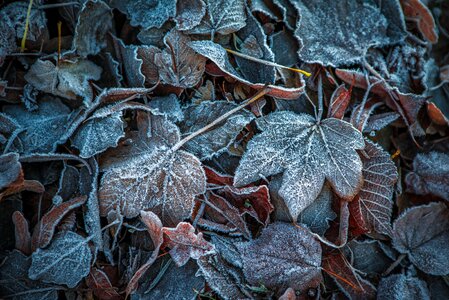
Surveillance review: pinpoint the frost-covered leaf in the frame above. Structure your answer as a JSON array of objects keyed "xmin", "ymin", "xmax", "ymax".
[
  {"xmin": 149, "ymin": 94, "xmax": 183, "ymax": 122},
  {"xmin": 377, "ymin": 273, "xmax": 430, "ymax": 300},
  {"xmin": 55, "ymin": 163, "xmax": 79, "ymax": 202},
  {"xmin": 400, "ymin": 0, "xmax": 438, "ymax": 44},
  {"xmin": 72, "ymin": 112, "xmax": 125, "ymax": 158},
  {"xmin": 179, "ymin": 101, "xmax": 254, "ymax": 160},
  {"xmin": 299, "ymin": 183, "xmax": 337, "ymax": 235},
  {"xmin": 124, "ymin": 0, "xmax": 177, "ymax": 29},
  {"xmin": 73, "ymin": 0, "xmax": 113, "ymax": 57},
  {"xmin": 293, "ymin": 0, "xmax": 406, "ymax": 67},
  {"xmin": 405, "ymin": 152, "xmax": 449, "ymax": 201},
  {"xmin": 12, "ymin": 211, "xmax": 31, "ymax": 255},
  {"xmin": 29, "ymin": 231, "xmax": 92, "ymax": 288},
  {"xmin": 347, "ymin": 240, "xmax": 393, "ymax": 274},
  {"xmin": 188, "ymin": 0, "xmax": 246, "ymax": 36},
  {"xmin": 189, "ymin": 41, "xmax": 305, "ymax": 99},
  {"xmin": 175, "ymin": 0, "xmax": 206, "ymax": 31},
  {"xmin": 31, "ymin": 196, "xmax": 87, "ymax": 251},
  {"xmin": 0, "ymin": 153, "xmax": 21, "ymax": 190},
  {"xmin": 0, "ymin": 250, "xmax": 58, "ymax": 300},
  {"xmin": 163, "ymin": 222, "xmax": 215, "ymax": 266},
  {"xmin": 155, "ymin": 30, "xmax": 206, "ymax": 88},
  {"xmin": 24, "ymin": 59, "xmax": 102, "ymax": 104},
  {"xmin": 197, "ymin": 254, "xmax": 250, "ymax": 300},
  {"xmin": 112, "ymin": 37, "xmax": 146, "ymax": 87},
  {"xmin": 349, "ymin": 140, "xmax": 398, "ymax": 236},
  {"xmin": 86, "ymin": 268, "xmax": 122, "ymax": 300},
  {"xmin": 234, "ymin": 111, "xmax": 365, "ymax": 220},
  {"xmin": 98, "ymin": 113, "xmax": 206, "ymax": 224},
  {"xmin": 236, "ymin": 222, "xmax": 322, "ymax": 292},
  {"xmin": 392, "ymin": 202, "xmax": 449, "ymax": 275},
  {"xmin": 3, "ymin": 97, "xmax": 72, "ymax": 153}
]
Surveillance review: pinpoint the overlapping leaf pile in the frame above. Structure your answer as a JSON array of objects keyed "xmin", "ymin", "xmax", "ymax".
[{"xmin": 1, "ymin": 0, "xmax": 449, "ymax": 299}]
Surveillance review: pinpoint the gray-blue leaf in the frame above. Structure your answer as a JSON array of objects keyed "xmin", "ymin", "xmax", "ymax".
[
  {"xmin": 377, "ymin": 273, "xmax": 430, "ymax": 300},
  {"xmin": 29, "ymin": 231, "xmax": 92, "ymax": 288},
  {"xmin": 72, "ymin": 112, "xmax": 125, "ymax": 158}
]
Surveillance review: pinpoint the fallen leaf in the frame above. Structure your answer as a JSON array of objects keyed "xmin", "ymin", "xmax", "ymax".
[
  {"xmin": 377, "ymin": 273, "xmax": 430, "ymax": 300},
  {"xmin": 400, "ymin": 0, "xmax": 438, "ymax": 43}
]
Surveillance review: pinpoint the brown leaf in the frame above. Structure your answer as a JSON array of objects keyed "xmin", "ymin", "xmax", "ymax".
[
  {"xmin": 328, "ymin": 84, "xmax": 352, "ymax": 119},
  {"xmin": 12, "ymin": 211, "xmax": 31, "ymax": 255},
  {"xmin": 162, "ymin": 222, "xmax": 215, "ymax": 266},
  {"xmin": 31, "ymin": 196, "xmax": 87, "ymax": 251},
  {"xmin": 86, "ymin": 267, "xmax": 122, "ymax": 300},
  {"xmin": 400, "ymin": 0, "xmax": 438, "ymax": 43}
]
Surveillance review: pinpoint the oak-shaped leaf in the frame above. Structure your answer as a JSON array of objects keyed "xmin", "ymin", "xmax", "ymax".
[
  {"xmin": 25, "ymin": 59, "xmax": 102, "ymax": 104},
  {"xmin": 29, "ymin": 231, "xmax": 92, "ymax": 288},
  {"xmin": 178, "ymin": 101, "xmax": 254, "ymax": 160},
  {"xmin": 234, "ymin": 111, "xmax": 365, "ymax": 221},
  {"xmin": 405, "ymin": 152, "xmax": 449, "ymax": 201},
  {"xmin": 98, "ymin": 113, "xmax": 206, "ymax": 224},
  {"xmin": 162, "ymin": 222, "xmax": 215, "ymax": 266},
  {"xmin": 392, "ymin": 202, "xmax": 449, "ymax": 275},
  {"xmin": 236, "ymin": 222, "xmax": 322, "ymax": 293},
  {"xmin": 31, "ymin": 196, "xmax": 87, "ymax": 251},
  {"xmin": 0, "ymin": 250, "xmax": 58, "ymax": 300},
  {"xmin": 73, "ymin": 0, "xmax": 113, "ymax": 57},
  {"xmin": 377, "ymin": 273, "xmax": 430, "ymax": 300},
  {"xmin": 0, "ymin": 153, "xmax": 21, "ymax": 190},
  {"xmin": 293, "ymin": 0, "xmax": 406, "ymax": 67},
  {"xmin": 188, "ymin": 0, "xmax": 246, "ymax": 36},
  {"xmin": 3, "ymin": 97, "xmax": 72, "ymax": 153},
  {"xmin": 189, "ymin": 41, "xmax": 305, "ymax": 99},
  {"xmin": 349, "ymin": 140, "xmax": 398, "ymax": 236},
  {"xmin": 72, "ymin": 112, "xmax": 125, "ymax": 158},
  {"xmin": 155, "ymin": 30, "xmax": 206, "ymax": 88}
]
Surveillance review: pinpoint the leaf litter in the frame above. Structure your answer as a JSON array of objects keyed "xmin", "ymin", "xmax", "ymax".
[{"xmin": 0, "ymin": 0, "xmax": 448, "ymax": 299}]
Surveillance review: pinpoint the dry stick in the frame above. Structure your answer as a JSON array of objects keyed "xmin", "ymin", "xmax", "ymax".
[
  {"xmin": 225, "ymin": 48, "xmax": 312, "ymax": 77},
  {"xmin": 382, "ymin": 253, "xmax": 406, "ymax": 276},
  {"xmin": 171, "ymin": 87, "xmax": 271, "ymax": 152},
  {"xmin": 21, "ymin": 0, "xmax": 34, "ymax": 52}
]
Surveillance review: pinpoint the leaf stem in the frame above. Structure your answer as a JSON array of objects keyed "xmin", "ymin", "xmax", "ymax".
[
  {"xmin": 225, "ymin": 48, "xmax": 312, "ymax": 77},
  {"xmin": 21, "ymin": 0, "xmax": 34, "ymax": 52},
  {"xmin": 382, "ymin": 253, "xmax": 406, "ymax": 276},
  {"xmin": 171, "ymin": 87, "xmax": 271, "ymax": 151}
]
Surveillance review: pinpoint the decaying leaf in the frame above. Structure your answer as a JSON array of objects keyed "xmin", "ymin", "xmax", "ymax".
[
  {"xmin": 155, "ymin": 30, "xmax": 206, "ymax": 88},
  {"xmin": 235, "ymin": 111, "xmax": 364, "ymax": 220},
  {"xmin": 99, "ymin": 113, "xmax": 206, "ymax": 224},
  {"xmin": 392, "ymin": 202, "xmax": 449, "ymax": 275},
  {"xmin": 12, "ymin": 211, "xmax": 31, "ymax": 255},
  {"xmin": 29, "ymin": 231, "xmax": 92, "ymax": 288},
  {"xmin": 25, "ymin": 59, "xmax": 102, "ymax": 104},
  {"xmin": 236, "ymin": 222, "xmax": 322, "ymax": 293},
  {"xmin": 400, "ymin": 0, "xmax": 438, "ymax": 44},
  {"xmin": 178, "ymin": 101, "xmax": 254, "ymax": 159},
  {"xmin": 293, "ymin": 0, "xmax": 406, "ymax": 67},
  {"xmin": 163, "ymin": 222, "xmax": 215, "ymax": 266},
  {"xmin": 349, "ymin": 140, "xmax": 398, "ymax": 236},
  {"xmin": 405, "ymin": 152, "xmax": 449, "ymax": 201}
]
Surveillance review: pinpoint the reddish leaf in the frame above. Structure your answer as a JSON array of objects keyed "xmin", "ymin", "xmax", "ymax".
[
  {"xmin": 86, "ymin": 267, "xmax": 122, "ymax": 300},
  {"xmin": 12, "ymin": 211, "xmax": 31, "ymax": 255},
  {"xmin": 328, "ymin": 84, "xmax": 352, "ymax": 119},
  {"xmin": 279, "ymin": 287, "xmax": 296, "ymax": 300},
  {"xmin": 126, "ymin": 211, "xmax": 164, "ymax": 297},
  {"xmin": 400, "ymin": 0, "xmax": 438, "ymax": 44},
  {"xmin": 204, "ymin": 166, "xmax": 233, "ymax": 186},
  {"xmin": 322, "ymin": 250, "xmax": 376, "ymax": 300},
  {"xmin": 427, "ymin": 102, "xmax": 449, "ymax": 126},
  {"xmin": 31, "ymin": 196, "xmax": 87, "ymax": 251},
  {"xmin": 162, "ymin": 222, "xmax": 215, "ymax": 267}
]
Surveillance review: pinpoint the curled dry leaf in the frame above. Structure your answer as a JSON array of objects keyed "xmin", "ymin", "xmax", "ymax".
[
  {"xmin": 392, "ymin": 202, "xmax": 449, "ymax": 275},
  {"xmin": 234, "ymin": 111, "xmax": 364, "ymax": 221},
  {"xmin": 405, "ymin": 152, "xmax": 449, "ymax": 201},
  {"xmin": 162, "ymin": 222, "xmax": 215, "ymax": 266},
  {"xmin": 31, "ymin": 196, "xmax": 87, "ymax": 251}
]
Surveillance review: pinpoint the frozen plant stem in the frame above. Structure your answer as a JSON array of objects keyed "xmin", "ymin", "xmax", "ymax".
[
  {"xmin": 21, "ymin": 0, "xmax": 34, "ymax": 52},
  {"xmin": 171, "ymin": 87, "xmax": 271, "ymax": 152}
]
